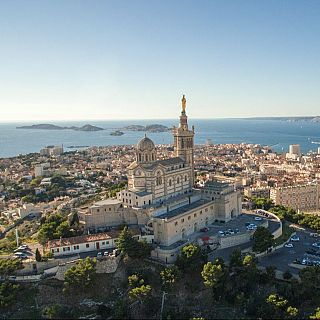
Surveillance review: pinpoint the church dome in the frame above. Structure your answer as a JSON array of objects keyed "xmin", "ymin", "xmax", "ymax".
[{"xmin": 137, "ymin": 136, "xmax": 155, "ymax": 151}]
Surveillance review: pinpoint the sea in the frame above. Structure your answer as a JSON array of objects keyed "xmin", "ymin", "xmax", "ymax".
[{"xmin": 0, "ymin": 119, "xmax": 320, "ymax": 158}]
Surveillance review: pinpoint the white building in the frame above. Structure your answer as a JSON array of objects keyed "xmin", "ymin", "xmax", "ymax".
[
  {"xmin": 40, "ymin": 145, "xmax": 64, "ymax": 156},
  {"xmin": 34, "ymin": 163, "xmax": 51, "ymax": 177},
  {"xmin": 47, "ymin": 229, "xmax": 142, "ymax": 257},
  {"xmin": 286, "ymin": 144, "xmax": 301, "ymax": 160}
]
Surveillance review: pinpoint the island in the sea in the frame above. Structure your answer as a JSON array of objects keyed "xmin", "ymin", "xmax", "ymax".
[
  {"xmin": 122, "ymin": 124, "xmax": 170, "ymax": 132},
  {"xmin": 16, "ymin": 124, "xmax": 104, "ymax": 131},
  {"xmin": 110, "ymin": 130, "xmax": 124, "ymax": 136}
]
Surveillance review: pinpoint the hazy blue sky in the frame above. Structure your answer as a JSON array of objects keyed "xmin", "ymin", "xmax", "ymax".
[{"xmin": 0, "ymin": 0, "xmax": 319, "ymax": 120}]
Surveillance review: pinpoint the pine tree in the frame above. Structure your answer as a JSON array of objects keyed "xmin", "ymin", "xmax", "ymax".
[{"xmin": 35, "ymin": 248, "xmax": 42, "ymax": 262}]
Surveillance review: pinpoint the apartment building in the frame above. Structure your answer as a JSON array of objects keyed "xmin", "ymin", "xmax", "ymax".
[{"xmin": 270, "ymin": 184, "xmax": 320, "ymax": 211}]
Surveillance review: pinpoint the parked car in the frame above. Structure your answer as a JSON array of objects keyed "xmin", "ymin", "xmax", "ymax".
[
  {"xmin": 290, "ymin": 236, "xmax": 300, "ymax": 242},
  {"xmin": 254, "ymin": 217, "xmax": 262, "ymax": 221},
  {"xmin": 310, "ymin": 233, "xmax": 319, "ymax": 238},
  {"xmin": 14, "ymin": 245, "xmax": 29, "ymax": 252},
  {"xmin": 14, "ymin": 252, "xmax": 28, "ymax": 259},
  {"xmin": 218, "ymin": 231, "xmax": 225, "ymax": 236},
  {"xmin": 306, "ymin": 248, "xmax": 317, "ymax": 255},
  {"xmin": 113, "ymin": 249, "xmax": 120, "ymax": 257},
  {"xmin": 312, "ymin": 242, "xmax": 320, "ymax": 249},
  {"xmin": 200, "ymin": 227, "xmax": 209, "ymax": 232},
  {"xmin": 285, "ymin": 243, "xmax": 294, "ymax": 248},
  {"xmin": 97, "ymin": 252, "xmax": 103, "ymax": 258},
  {"xmin": 103, "ymin": 251, "xmax": 109, "ymax": 257},
  {"xmin": 235, "ymin": 228, "xmax": 240, "ymax": 234}
]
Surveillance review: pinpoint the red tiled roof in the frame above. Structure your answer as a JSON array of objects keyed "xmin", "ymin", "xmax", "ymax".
[{"xmin": 47, "ymin": 228, "xmax": 140, "ymax": 248}]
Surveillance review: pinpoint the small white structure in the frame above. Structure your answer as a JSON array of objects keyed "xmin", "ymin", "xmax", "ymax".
[{"xmin": 47, "ymin": 229, "xmax": 141, "ymax": 257}]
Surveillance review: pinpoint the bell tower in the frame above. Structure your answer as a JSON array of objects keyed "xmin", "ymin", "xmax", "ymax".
[{"xmin": 173, "ymin": 95, "xmax": 195, "ymax": 186}]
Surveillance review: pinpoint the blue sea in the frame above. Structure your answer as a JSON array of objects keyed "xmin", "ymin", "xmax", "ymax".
[{"xmin": 0, "ymin": 119, "xmax": 320, "ymax": 158}]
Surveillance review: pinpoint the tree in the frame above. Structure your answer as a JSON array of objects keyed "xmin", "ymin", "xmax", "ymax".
[
  {"xmin": 252, "ymin": 226, "xmax": 274, "ymax": 253},
  {"xmin": 283, "ymin": 270, "xmax": 293, "ymax": 280},
  {"xmin": 201, "ymin": 262, "xmax": 224, "ymax": 288},
  {"xmin": 128, "ymin": 274, "xmax": 144, "ymax": 288},
  {"xmin": 63, "ymin": 257, "xmax": 96, "ymax": 292},
  {"xmin": 310, "ymin": 307, "xmax": 320, "ymax": 319},
  {"xmin": 160, "ymin": 266, "xmax": 180, "ymax": 289},
  {"xmin": 35, "ymin": 248, "xmax": 42, "ymax": 262},
  {"xmin": 299, "ymin": 266, "xmax": 320, "ymax": 302},
  {"xmin": 115, "ymin": 227, "xmax": 151, "ymax": 259},
  {"xmin": 129, "ymin": 284, "xmax": 152, "ymax": 302},
  {"xmin": 176, "ymin": 243, "xmax": 206, "ymax": 272},
  {"xmin": 69, "ymin": 211, "xmax": 79, "ymax": 227},
  {"xmin": 0, "ymin": 258, "xmax": 23, "ymax": 278},
  {"xmin": 251, "ymin": 197, "xmax": 274, "ymax": 210},
  {"xmin": 229, "ymin": 249, "xmax": 242, "ymax": 271},
  {"xmin": 201, "ymin": 259, "xmax": 228, "ymax": 300},
  {"xmin": 0, "ymin": 282, "xmax": 20, "ymax": 308},
  {"xmin": 265, "ymin": 294, "xmax": 299, "ymax": 319}
]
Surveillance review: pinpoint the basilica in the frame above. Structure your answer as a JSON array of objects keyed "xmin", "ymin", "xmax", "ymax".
[{"xmin": 79, "ymin": 96, "xmax": 241, "ymax": 263}]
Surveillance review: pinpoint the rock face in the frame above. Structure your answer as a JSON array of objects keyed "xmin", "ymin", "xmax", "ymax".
[
  {"xmin": 122, "ymin": 124, "xmax": 170, "ymax": 132},
  {"xmin": 16, "ymin": 124, "xmax": 104, "ymax": 131}
]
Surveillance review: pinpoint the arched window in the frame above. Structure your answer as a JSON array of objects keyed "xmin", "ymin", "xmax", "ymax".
[
  {"xmin": 177, "ymin": 177, "xmax": 180, "ymax": 184},
  {"xmin": 156, "ymin": 172, "xmax": 163, "ymax": 186},
  {"xmin": 168, "ymin": 179, "xmax": 172, "ymax": 187},
  {"xmin": 138, "ymin": 153, "xmax": 142, "ymax": 162},
  {"xmin": 185, "ymin": 175, "xmax": 188, "ymax": 182}
]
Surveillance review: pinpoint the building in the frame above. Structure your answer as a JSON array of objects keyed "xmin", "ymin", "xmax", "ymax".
[
  {"xmin": 289, "ymin": 144, "xmax": 301, "ymax": 156},
  {"xmin": 34, "ymin": 163, "xmax": 51, "ymax": 177},
  {"xmin": 244, "ymin": 187, "xmax": 270, "ymax": 199},
  {"xmin": 270, "ymin": 184, "xmax": 320, "ymax": 211},
  {"xmin": 286, "ymin": 144, "xmax": 301, "ymax": 160},
  {"xmin": 17, "ymin": 203, "xmax": 41, "ymax": 219},
  {"xmin": 78, "ymin": 95, "xmax": 241, "ymax": 263},
  {"xmin": 40, "ymin": 145, "xmax": 64, "ymax": 156},
  {"xmin": 47, "ymin": 228, "xmax": 147, "ymax": 257}
]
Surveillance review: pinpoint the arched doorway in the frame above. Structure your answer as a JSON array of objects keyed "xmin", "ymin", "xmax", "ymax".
[
  {"xmin": 181, "ymin": 228, "xmax": 186, "ymax": 239},
  {"xmin": 194, "ymin": 222, "xmax": 198, "ymax": 232}
]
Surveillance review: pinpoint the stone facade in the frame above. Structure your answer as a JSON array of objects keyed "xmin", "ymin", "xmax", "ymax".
[{"xmin": 77, "ymin": 96, "xmax": 242, "ymax": 263}]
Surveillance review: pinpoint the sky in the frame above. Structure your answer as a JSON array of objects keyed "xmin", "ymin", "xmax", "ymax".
[{"xmin": 0, "ymin": 0, "xmax": 319, "ymax": 121}]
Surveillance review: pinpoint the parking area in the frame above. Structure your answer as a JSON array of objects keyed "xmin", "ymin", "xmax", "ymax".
[{"xmin": 259, "ymin": 229, "xmax": 320, "ymax": 274}]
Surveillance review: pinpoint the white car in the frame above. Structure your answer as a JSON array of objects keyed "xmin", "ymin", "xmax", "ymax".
[
  {"xmin": 312, "ymin": 243, "xmax": 320, "ymax": 249},
  {"xmin": 290, "ymin": 236, "xmax": 300, "ymax": 242},
  {"xmin": 254, "ymin": 217, "xmax": 262, "ymax": 221},
  {"xmin": 285, "ymin": 243, "xmax": 293, "ymax": 248},
  {"xmin": 14, "ymin": 245, "xmax": 29, "ymax": 252},
  {"xmin": 14, "ymin": 252, "xmax": 28, "ymax": 259}
]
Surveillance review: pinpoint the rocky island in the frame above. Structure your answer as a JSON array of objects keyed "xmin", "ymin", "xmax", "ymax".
[
  {"xmin": 16, "ymin": 124, "xmax": 104, "ymax": 131},
  {"xmin": 110, "ymin": 130, "xmax": 124, "ymax": 136},
  {"xmin": 122, "ymin": 124, "xmax": 170, "ymax": 132}
]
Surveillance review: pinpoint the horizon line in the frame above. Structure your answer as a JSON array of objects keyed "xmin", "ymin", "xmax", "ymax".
[{"xmin": 1, "ymin": 115, "xmax": 320, "ymax": 123}]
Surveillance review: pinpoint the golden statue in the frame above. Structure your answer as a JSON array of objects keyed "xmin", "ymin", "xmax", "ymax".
[{"xmin": 181, "ymin": 94, "xmax": 186, "ymax": 112}]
